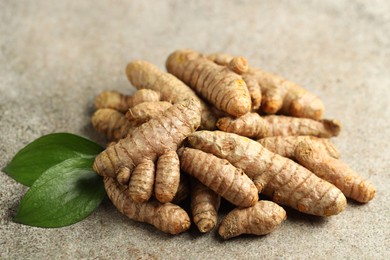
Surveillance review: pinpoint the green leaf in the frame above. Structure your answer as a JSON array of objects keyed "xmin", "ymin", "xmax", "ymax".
[
  {"xmin": 3, "ymin": 133, "xmax": 103, "ymax": 186},
  {"xmin": 14, "ymin": 157, "xmax": 105, "ymax": 228}
]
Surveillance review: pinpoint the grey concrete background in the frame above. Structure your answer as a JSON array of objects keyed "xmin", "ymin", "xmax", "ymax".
[{"xmin": 1, "ymin": 0, "xmax": 389, "ymax": 259}]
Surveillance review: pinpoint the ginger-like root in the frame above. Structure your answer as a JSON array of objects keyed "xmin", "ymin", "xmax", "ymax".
[
  {"xmin": 227, "ymin": 56, "xmax": 249, "ymax": 75},
  {"xmin": 210, "ymin": 55, "xmax": 261, "ymax": 111},
  {"xmin": 172, "ymin": 174, "xmax": 190, "ymax": 204},
  {"xmin": 128, "ymin": 159, "xmax": 155, "ymax": 203},
  {"xmin": 219, "ymin": 201, "xmax": 286, "ymax": 239},
  {"xmin": 190, "ymin": 179, "xmax": 221, "ymax": 233},
  {"xmin": 259, "ymin": 137, "xmax": 369, "ymax": 201},
  {"xmin": 155, "ymin": 151, "xmax": 180, "ymax": 203},
  {"xmin": 92, "ymin": 102, "xmax": 173, "ymax": 143},
  {"xmin": 126, "ymin": 60, "xmax": 217, "ymax": 130},
  {"xmin": 92, "ymin": 108, "xmax": 131, "ymax": 141},
  {"xmin": 242, "ymin": 74, "xmax": 262, "ymax": 110},
  {"xmin": 180, "ymin": 147, "xmax": 258, "ymax": 208},
  {"xmin": 166, "ymin": 49, "xmax": 251, "ymax": 117},
  {"xmin": 256, "ymin": 69, "xmax": 324, "ymax": 120},
  {"xmin": 217, "ymin": 113, "xmax": 268, "ymax": 139},
  {"xmin": 207, "ymin": 52, "xmax": 235, "ymax": 67},
  {"xmin": 188, "ymin": 131, "xmax": 346, "ymax": 217},
  {"xmin": 264, "ymin": 115, "xmax": 341, "ymax": 137},
  {"xmin": 95, "ymin": 89, "xmax": 161, "ymax": 113},
  {"xmin": 217, "ymin": 113, "xmax": 341, "ymax": 139},
  {"xmin": 295, "ymin": 141, "xmax": 376, "ymax": 203},
  {"xmin": 93, "ymin": 99, "xmax": 201, "ymax": 183},
  {"xmin": 208, "ymin": 52, "xmax": 324, "ymax": 120},
  {"xmin": 127, "ymin": 89, "xmax": 161, "ymax": 107},
  {"xmin": 259, "ymin": 136, "xmax": 340, "ymax": 159},
  {"xmin": 104, "ymin": 177, "xmax": 190, "ymax": 235},
  {"xmin": 116, "ymin": 166, "xmax": 131, "ymax": 185},
  {"xmin": 125, "ymin": 101, "xmax": 172, "ymax": 128}
]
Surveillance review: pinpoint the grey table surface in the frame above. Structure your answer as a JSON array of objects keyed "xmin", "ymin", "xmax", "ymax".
[{"xmin": 1, "ymin": 0, "xmax": 389, "ymax": 259}]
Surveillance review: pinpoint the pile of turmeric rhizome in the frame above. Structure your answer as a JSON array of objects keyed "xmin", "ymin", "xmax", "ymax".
[{"xmin": 91, "ymin": 49, "xmax": 375, "ymax": 239}]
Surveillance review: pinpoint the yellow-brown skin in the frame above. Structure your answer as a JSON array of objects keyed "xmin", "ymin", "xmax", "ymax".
[
  {"xmin": 264, "ymin": 115, "xmax": 341, "ymax": 137},
  {"xmin": 217, "ymin": 113, "xmax": 341, "ymax": 139},
  {"xmin": 208, "ymin": 52, "xmax": 324, "ymax": 120},
  {"xmin": 91, "ymin": 102, "xmax": 176, "ymax": 143},
  {"xmin": 295, "ymin": 141, "xmax": 376, "ymax": 203},
  {"xmin": 171, "ymin": 174, "xmax": 190, "ymax": 204},
  {"xmin": 242, "ymin": 74, "xmax": 262, "ymax": 111},
  {"xmin": 116, "ymin": 166, "xmax": 131, "ymax": 185},
  {"xmin": 219, "ymin": 201, "xmax": 286, "ymax": 239},
  {"xmin": 180, "ymin": 147, "xmax": 258, "ymax": 208},
  {"xmin": 126, "ymin": 60, "xmax": 217, "ymax": 130},
  {"xmin": 207, "ymin": 52, "xmax": 234, "ymax": 66},
  {"xmin": 154, "ymin": 151, "xmax": 180, "ymax": 203},
  {"xmin": 258, "ymin": 136, "xmax": 340, "ymax": 159},
  {"xmin": 210, "ymin": 55, "xmax": 261, "ymax": 111},
  {"xmin": 127, "ymin": 89, "xmax": 161, "ymax": 107},
  {"xmin": 255, "ymin": 69, "xmax": 324, "ymax": 120},
  {"xmin": 166, "ymin": 49, "xmax": 251, "ymax": 117},
  {"xmin": 187, "ymin": 131, "xmax": 346, "ymax": 217},
  {"xmin": 93, "ymin": 99, "xmax": 201, "ymax": 181},
  {"xmin": 95, "ymin": 89, "xmax": 161, "ymax": 113},
  {"xmin": 91, "ymin": 108, "xmax": 131, "ymax": 142},
  {"xmin": 104, "ymin": 177, "xmax": 190, "ymax": 235},
  {"xmin": 95, "ymin": 91, "xmax": 127, "ymax": 112},
  {"xmin": 227, "ymin": 56, "xmax": 249, "ymax": 75},
  {"xmin": 190, "ymin": 178, "xmax": 221, "ymax": 233},
  {"xmin": 128, "ymin": 159, "xmax": 155, "ymax": 203},
  {"xmin": 125, "ymin": 101, "xmax": 172, "ymax": 129},
  {"xmin": 217, "ymin": 112, "xmax": 268, "ymax": 140}
]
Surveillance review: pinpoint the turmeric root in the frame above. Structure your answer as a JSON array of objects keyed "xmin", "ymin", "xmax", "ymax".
[
  {"xmin": 93, "ymin": 99, "xmax": 201, "ymax": 184},
  {"xmin": 190, "ymin": 178, "xmax": 221, "ymax": 233},
  {"xmin": 209, "ymin": 54, "xmax": 261, "ymax": 111},
  {"xmin": 92, "ymin": 108, "xmax": 132, "ymax": 141},
  {"xmin": 263, "ymin": 115, "xmax": 341, "ymax": 137},
  {"xmin": 128, "ymin": 159, "xmax": 155, "ymax": 203},
  {"xmin": 219, "ymin": 201, "xmax": 286, "ymax": 239},
  {"xmin": 256, "ymin": 69, "xmax": 324, "ymax": 120},
  {"xmin": 95, "ymin": 89, "xmax": 161, "ymax": 113},
  {"xmin": 125, "ymin": 101, "xmax": 172, "ymax": 128},
  {"xmin": 116, "ymin": 166, "xmax": 131, "ymax": 185},
  {"xmin": 217, "ymin": 113, "xmax": 341, "ymax": 139},
  {"xmin": 259, "ymin": 137, "xmax": 369, "ymax": 201},
  {"xmin": 187, "ymin": 131, "xmax": 346, "ymax": 216},
  {"xmin": 227, "ymin": 56, "xmax": 249, "ymax": 75},
  {"xmin": 104, "ymin": 177, "xmax": 190, "ymax": 235},
  {"xmin": 126, "ymin": 60, "xmax": 217, "ymax": 130},
  {"xmin": 128, "ymin": 89, "xmax": 161, "ymax": 107},
  {"xmin": 92, "ymin": 102, "xmax": 172, "ymax": 142},
  {"xmin": 154, "ymin": 151, "xmax": 180, "ymax": 203},
  {"xmin": 217, "ymin": 113, "xmax": 268, "ymax": 139},
  {"xmin": 208, "ymin": 52, "xmax": 324, "ymax": 119},
  {"xmin": 172, "ymin": 174, "xmax": 190, "ymax": 204},
  {"xmin": 165, "ymin": 49, "xmax": 251, "ymax": 117},
  {"xmin": 179, "ymin": 147, "xmax": 258, "ymax": 208},
  {"xmin": 207, "ymin": 52, "xmax": 235, "ymax": 67},
  {"xmin": 242, "ymin": 74, "xmax": 262, "ymax": 111},
  {"xmin": 258, "ymin": 136, "xmax": 340, "ymax": 159},
  {"xmin": 295, "ymin": 141, "xmax": 376, "ymax": 203}
]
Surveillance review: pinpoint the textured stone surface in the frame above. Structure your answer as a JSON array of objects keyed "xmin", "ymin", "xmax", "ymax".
[{"xmin": 1, "ymin": 0, "xmax": 389, "ymax": 259}]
